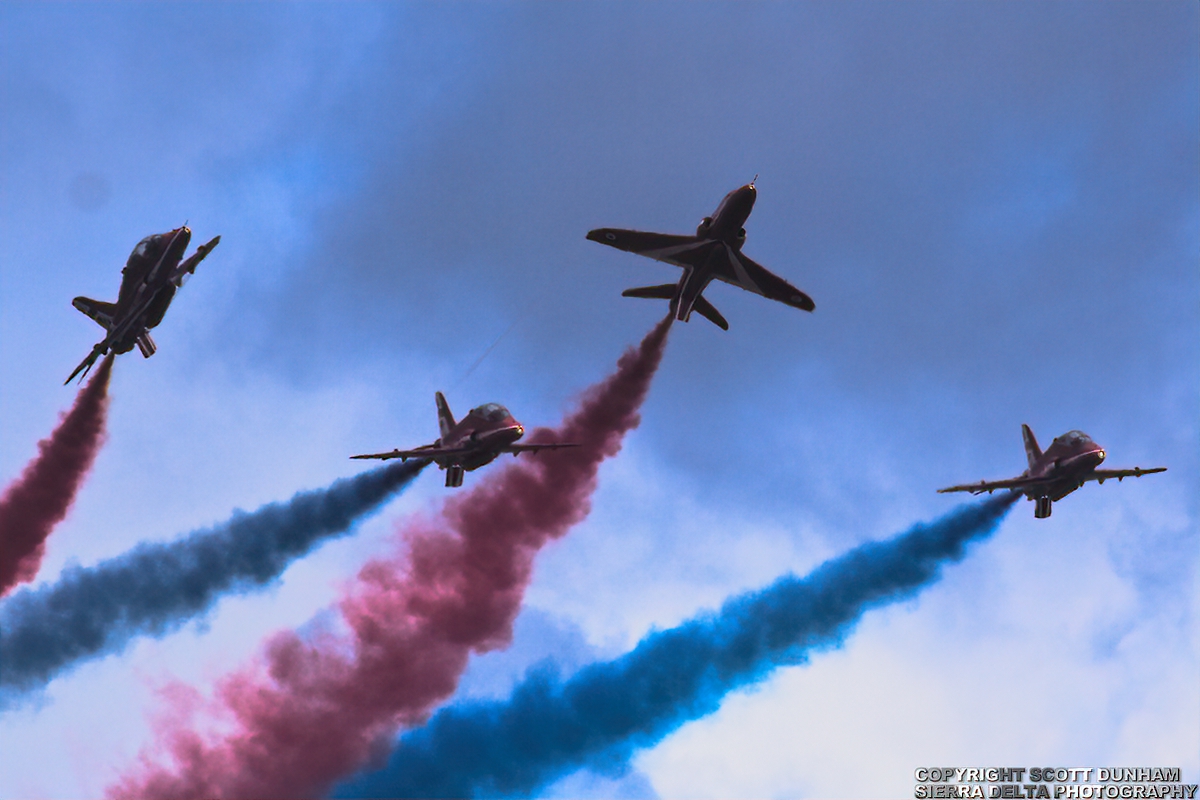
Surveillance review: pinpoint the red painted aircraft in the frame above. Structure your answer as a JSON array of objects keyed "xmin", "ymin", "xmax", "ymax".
[
  {"xmin": 586, "ymin": 178, "xmax": 814, "ymax": 330},
  {"xmin": 351, "ymin": 392, "xmax": 577, "ymax": 487},
  {"xmin": 67, "ymin": 226, "xmax": 220, "ymax": 383},
  {"xmin": 938, "ymin": 425, "xmax": 1166, "ymax": 518}
]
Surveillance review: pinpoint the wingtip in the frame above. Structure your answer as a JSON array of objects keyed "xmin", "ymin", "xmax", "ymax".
[
  {"xmin": 587, "ymin": 228, "xmax": 623, "ymax": 245},
  {"xmin": 789, "ymin": 293, "xmax": 815, "ymax": 312}
]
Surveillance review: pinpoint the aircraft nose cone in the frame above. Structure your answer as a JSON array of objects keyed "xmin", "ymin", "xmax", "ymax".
[
  {"xmin": 742, "ymin": 183, "xmax": 757, "ymax": 209},
  {"xmin": 1097, "ymin": 449, "xmax": 1106, "ymax": 462}
]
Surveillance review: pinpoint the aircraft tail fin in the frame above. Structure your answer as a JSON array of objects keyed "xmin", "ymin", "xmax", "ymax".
[
  {"xmin": 72, "ymin": 297, "xmax": 117, "ymax": 331},
  {"xmin": 1022, "ymin": 424, "xmax": 1042, "ymax": 470},
  {"xmin": 691, "ymin": 295, "xmax": 729, "ymax": 330},
  {"xmin": 435, "ymin": 392, "xmax": 455, "ymax": 439},
  {"xmin": 621, "ymin": 284, "xmax": 679, "ymax": 300},
  {"xmin": 622, "ymin": 283, "xmax": 727, "ymax": 329}
]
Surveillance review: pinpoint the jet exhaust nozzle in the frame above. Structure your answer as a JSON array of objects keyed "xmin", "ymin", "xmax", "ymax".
[{"xmin": 135, "ymin": 332, "xmax": 157, "ymax": 358}]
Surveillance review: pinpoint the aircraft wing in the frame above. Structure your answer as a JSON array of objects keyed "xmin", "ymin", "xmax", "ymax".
[
  {"xmin": 350, "ymin": 444, "xmax": 453, "ymax": 461},
  {"xmin": 500, "ymin": 442, "xmax": 580, "ymax": 456},
  {"xmin": 940, "ymin": 465, "xmax": 1167, "ymax": 495},
  {"xmin": 168, "ymin": 236, "xmax": 220, "ymax": 287},
  {"xmin": 586, "ymin": 228, "xmax": 715, "ymax": 269},
  {"xmin": 937, "ymin": 476, "xmax": 1036, "ymax": 495},
  {"xmin": 1086, "ymin": 466, "xmax": 1167, "ymax": 483},
  {"xmin": 711, "ymin": 250, "xmax": 815, "ymax": 312}
]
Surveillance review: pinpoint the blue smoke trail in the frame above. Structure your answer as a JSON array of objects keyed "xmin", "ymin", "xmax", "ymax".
[
  {"xmin": 0, "ymin": 460, "xmax": 428, "ymax": 702},
  {"xmin": 334, "ymin": 495, "xmax": 1016, "ymax": 798}
]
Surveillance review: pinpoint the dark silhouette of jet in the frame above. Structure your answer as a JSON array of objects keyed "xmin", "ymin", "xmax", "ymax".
[
  {"xmin": 66, "ymin": 226, "xmax": 220, "ymax": 384},
  {"xmin": 938, "ymin": 425, "xmax": 1166, "ymax": 518},
  {"xmin": 351, "ymin": 392, "xmax": 577, "ymax": 487},
  {"xmin": 586, "ymin": 179, "xmax": 814, "ymax": 330}
]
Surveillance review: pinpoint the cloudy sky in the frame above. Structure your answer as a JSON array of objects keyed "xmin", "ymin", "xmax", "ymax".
[{"xmin": 1, "ymin": 2, "xmax": 1196, "ymax": 797}]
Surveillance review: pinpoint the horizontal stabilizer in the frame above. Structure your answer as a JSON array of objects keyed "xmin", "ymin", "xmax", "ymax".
[
  {"xmin": 691, "ymin": 295, "xmax": 729, "ymax": 330},
  {"xmin": 622, "ymin": 284, "xmax": 678, "ymax": 300},
  {"xmin": 72, "ymin": 297, "xmax": 117, "ymax": 330},
  {"xmin": 65, "ymin": 344, "xmax": 106, "ymax": 385}
]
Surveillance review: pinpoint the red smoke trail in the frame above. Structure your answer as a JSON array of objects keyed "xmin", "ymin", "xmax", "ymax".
[
  {"xmin": 110, "ymin": 317, "xmax": 672, "ymax": 800},
  {"xmin": 0, "ymin": 355, "xmax": 114, "ymax": 596}
]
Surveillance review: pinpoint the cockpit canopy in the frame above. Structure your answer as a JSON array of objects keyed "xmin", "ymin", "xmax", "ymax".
[
  {"xmin": 471, "ymin": 403, "xmax": 511, "ymax": 423},
  {"xmin": 126, "ymin": 229, "xmax": 188, "ymax": 271},
  {"xmin": 1052, "ymin": 430, "xmax": 1094, "ymax": 448},
  {"xmin": 127, "ymin": 234, "xmax": 162, "ymax": 266}
]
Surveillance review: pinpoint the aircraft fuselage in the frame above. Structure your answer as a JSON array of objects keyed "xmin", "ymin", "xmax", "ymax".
[
  {"xmin": 67, "ymin": 226, "xmax": 220, "ymax": 383},
  {"xmin": 108, "ymin": 228, "xmax": 192, "ymax": 352},
  {"xmin": 673, "ymin": 183, "xmax": 757, "ymax": 322},
  {"xmin": 937, "ymin": 426, "xmax": 1165, "ymax": 519},
  {"xmin": 1020, "ymin": 431, "xmax": 1107, "ymax": 503},
  {"xmin": 351, "ymin": 393, "xmax": 577, "ymax": 487},
  {"xmin": 586, "ymin": 179, "xmax": 814, "ymax": 330},
  {"xmin": 700, "ymin": 183, "xmax": 756, "ymax": 244},
  {"xmin": 435, "ymin": 404, "xmax": 526, "ymax": 472}
]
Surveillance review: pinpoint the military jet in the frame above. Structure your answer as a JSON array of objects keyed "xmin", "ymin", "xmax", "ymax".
[
  {"xmin": 351, "ymin": 392, "xmax": 578, "ymax": 487},
  {"xmin": 66, "ymin": 226, "xmax": 220, "ymax": 384},
  {"xmin": 938, "ymin": 425, "xmax": 1166, "ymax": 518},
  {"xmin": 586, "ymin": 179, "xmax": 814, "ymax": 330}
]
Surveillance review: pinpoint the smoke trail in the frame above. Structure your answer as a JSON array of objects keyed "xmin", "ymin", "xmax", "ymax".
[
  {"xmin": 108, "ymin": 316, "xmax": 672, "ymax": 800},
  {"xmin": 0, "ymin": 355, "xmax": 114, "ymax": 596},
  {"xmin": 334, "ymin": 495, "xmax": 1018, "ymax": 799},
  {"xmin": 0, "ymin": 458, "xmax": 428, "ymax": 701}
]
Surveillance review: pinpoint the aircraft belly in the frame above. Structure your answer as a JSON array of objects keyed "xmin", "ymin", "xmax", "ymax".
[
  {"xmin": 1049, "ymin": 483, "xmax": 1081, "ymax": 502},
  {"xmin": 1017, "ymin": 476, "xmax": 1080, "ymax": 502},
  {"xmin": 143, "ymin": 285, "xmax": 177, "ymax": 330},
  {"xmin": 676, "ymin": 251, "xmax": 721, "ymax": 321},
  {"xmin": 459, "ymin": 452, "xmax": 499, "ymax": 471},
  {"xmin": 111, "ymin": 338, "xmax": 137, "ymax": 355}
]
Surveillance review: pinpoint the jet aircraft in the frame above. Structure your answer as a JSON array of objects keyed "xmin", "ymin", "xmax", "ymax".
[
  {"xmin": 66, "ymin": 226, "xmax": 220, "ymax": 384},
  {"xmin": 586, "ymin": 179, "xmax": 814, "ymax": 330},
  {"xmin": 938, "ymin": 425, "xmax": 1166, "ymax": 518},
  {"xmin": 351, "ymin": 392, "xmax": 578, "ymax": 487}
]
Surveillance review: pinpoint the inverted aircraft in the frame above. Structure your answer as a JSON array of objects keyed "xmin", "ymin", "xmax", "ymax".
[
  {"xmin": 67, "ymin": 226, "xmax": 220, "ymax": 384},
  {"xmin": 938, "ymin": 425, "xmax": 1166, "ymax": 518},
  {"xmin": 351, "ymin": 392, "xmax": 578, "ymax": 487},
  {"xmin": 586, "ymin": 179, "xmax": 814, "ymax": 329}
]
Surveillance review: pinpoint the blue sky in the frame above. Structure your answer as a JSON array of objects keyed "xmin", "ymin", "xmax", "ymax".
[{"xmin": 0, "ymin": 3, "xmax": 1196, "ymax": 797}]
